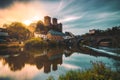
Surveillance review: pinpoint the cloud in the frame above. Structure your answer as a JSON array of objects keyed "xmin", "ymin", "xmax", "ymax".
[
  {"xmin": 59, "ymin": 16, "xmax": 82, "ymax": 23},
  {"xmin": 0, "ymin": 1, "xmax": 47, "ymax": 26},
  {"xmin": 57, "ymin": 0, "xmax": 74, "ymax": 12},
  {"xmin": 0, "ymin": 62, "xmax": 42, "ymax": 80},
  {"xmin": 0, "ymin": 0, "xmax": 14, "ymax": 8},
  {"xmin": 62, "ymin": 63, "xmax": 81, "ymax": 69},
  {"xmin": 0, "ymin": 0, "xmax": 33, "ymax": 9},
  {"xmin": 0, "ymin": 0, "xmax": 120, "ymax": 34}
]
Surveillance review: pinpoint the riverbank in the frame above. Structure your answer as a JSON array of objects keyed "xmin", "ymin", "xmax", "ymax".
[
  {"xmin": 0, "ymin": 38, "xmax": 66, "ymax": 49},
  {"xmin": 0, "ymin": 42, "xmax": 24, "ymax": 49},
  {"xmin": 24, "ymin": 38, "xmax": 65, "ymax": 48}
]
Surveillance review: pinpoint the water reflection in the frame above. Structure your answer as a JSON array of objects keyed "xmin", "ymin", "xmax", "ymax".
[
  {"xmin": 0, "ymin": 46, "xmax": 120, "ymax": 79},
  {"xmin": 0, "ymin": 47, "xmax": 64, "ymax": 73}
]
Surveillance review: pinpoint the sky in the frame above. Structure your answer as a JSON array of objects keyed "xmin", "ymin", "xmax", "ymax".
[{"xmin": 0, "ymin": 0, "xmax": 120, "ymax": 35}]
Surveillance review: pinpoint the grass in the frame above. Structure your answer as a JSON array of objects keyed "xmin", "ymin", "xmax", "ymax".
[
  {"xmin": 47, "ymin": 62, "xmax": 120, "ymax": 80},
  {"xmin": 25, "ymin": 38, "xmax": 59, "ymax": 48}
]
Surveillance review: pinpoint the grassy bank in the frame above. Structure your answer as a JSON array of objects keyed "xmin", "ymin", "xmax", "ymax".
[
  {"xmin": 47, "ymin": 62, "xmax": 120, "ymax": 80},
  {"xmin": 0, "ymin": 42, "xmax": 23, "ymax": 49},
  {"xmin": 25, "ymin": 38, "xmax": 59, "ymax": 48}
]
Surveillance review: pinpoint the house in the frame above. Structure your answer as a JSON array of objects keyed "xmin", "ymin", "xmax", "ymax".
[
  {"xmin": 34, "ymin": 32, "xmax": 47, "ymax": 40},
  {"xmin": 89, "ymin": 29, "xmax": 96, "ymax": 34},
  {"xmin": 47, "ymin": 30, "xmax": 65, "ymax": 41}
]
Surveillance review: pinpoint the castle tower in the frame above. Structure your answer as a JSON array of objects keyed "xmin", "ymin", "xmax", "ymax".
[
  {"xmin": 44, "ymin": 16, "xmax": 51, "ymax": 26},
  {"xmin": 58, "ymin": 23, "xmax": 62, "ymax": 32},
  {"xmin": 52, "ymin": 18, "xmax": 57, "ymax": 25}
]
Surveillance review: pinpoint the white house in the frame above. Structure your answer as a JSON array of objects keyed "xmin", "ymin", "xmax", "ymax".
[{"xmin": 34, "ymin": 32, "xmax": 47, "ymax": 40}]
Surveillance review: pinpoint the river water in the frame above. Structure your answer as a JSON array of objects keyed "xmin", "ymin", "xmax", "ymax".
[{"xmin": 0, "ymin": 46, "xmax": 120, "ymax": 80}]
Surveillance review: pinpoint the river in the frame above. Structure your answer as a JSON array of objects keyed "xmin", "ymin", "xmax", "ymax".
[{"xmin": 0, "ymin": 46, "xmax": 120, "ymax": 80}]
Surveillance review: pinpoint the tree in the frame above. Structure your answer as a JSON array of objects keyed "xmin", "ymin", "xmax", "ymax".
[
  {"xmin": 36, "ymin": 20, "xmax": 44, "ymax": 32},
  {"xmin": 7, "ymin": 22, "xmax": 31, "ymax": 41}
]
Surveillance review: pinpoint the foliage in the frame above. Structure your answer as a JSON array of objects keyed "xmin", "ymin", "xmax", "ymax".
[
  {"xmin": 82, "ymin": 26, "xmax": 120, "ymax": 47},
  {"xmin": 36, "ymin": 20, "xmax": 44, "ymax": 32},
  {"xmin": 46, "ymin": 62, "xmax": 120, "ymax": 80},
  {"xmin": 47, "ymin": 76, "xmax": 55, "ymax": 80},
  {"xmin": 25, "ymin": 38, "xmax": 43, "ymax": 48},
  {"xmin": 35, "ymin": 20, "xmax": 50, "ymax": 34},
  {"xmin": 6, "ymin": 22, "xmax": 31, "ymax": 41},
  {"xmin": 95, "ymin": 26, "xmax": 120, "ymax": 36},
  {"xmin": 25, "ymin": 38, "xmax": 59, "ymax": 48}
]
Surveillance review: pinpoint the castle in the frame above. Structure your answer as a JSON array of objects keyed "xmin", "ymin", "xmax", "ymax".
[
  {"xmin": 34, "ymin": 16, "xmax": 64, "ymax": 41},
  {"xmin": 44, "ymin": 16, "xmax": 62, "ymax": 32},
  {"xmin": 35, "ymin": 16, "xmax": 62, "ymax": 34}
]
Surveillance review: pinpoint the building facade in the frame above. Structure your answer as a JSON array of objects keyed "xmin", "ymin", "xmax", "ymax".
[
  {"xmin": 34, "ymin": 16, "xmax": 63, "ymax": 40},
  {"xmin": 47, "ymin": 30, "xmax": 65, "ymax": 41},
  {"xmin": 44, "ymin": 16, "xmax": 51, "ymax": 26}
]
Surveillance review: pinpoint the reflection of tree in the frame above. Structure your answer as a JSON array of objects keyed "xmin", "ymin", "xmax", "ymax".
[
  {"xmin": 1, "ymin": 47, "xmax": 65, "ymax": 72},
  {"xmin": 0, "ymin": 48, "xmax": 22, "ymax": 55},
  {"xmin": 4, "ymin": 53, "xmax": 28, "ymax": 71}
]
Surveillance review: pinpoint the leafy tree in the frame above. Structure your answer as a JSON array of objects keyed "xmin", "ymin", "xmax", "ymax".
[
  {"xmin": 35, "ymin": 20, "xmax": 45, "ymax": 33},
  {"xmin": 7, "ymin": 22, "xmax": 31, "ymax": 41}
]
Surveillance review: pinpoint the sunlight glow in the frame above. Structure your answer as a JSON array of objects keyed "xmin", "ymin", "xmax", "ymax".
[
  {"xmin": 0, "ymin": 2, "xmax": 46, "ymax": 27},
  {"xmin": 23, "ymin": 16, "xmax": 42, "ymax": 26},
  {"xmin": 23, "ymin": 20, "xmax": 32, "ymax": 26},
  {"xmin": 0, "ymin": 61, "xmax": 43, "ymax": 80}
]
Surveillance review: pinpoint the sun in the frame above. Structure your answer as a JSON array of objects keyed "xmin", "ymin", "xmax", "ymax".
[
  {"xmin": 23, "ymin": 16, "xmax": 43, "ymax": 26},
  {"xmin": 23, "ymin": 20, "xmax": 32, "ymax": 26}
]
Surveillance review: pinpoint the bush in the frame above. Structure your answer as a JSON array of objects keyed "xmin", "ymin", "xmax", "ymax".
[
  {"xmin": 46, "ymin": 62, "xmax": 120, "ymax": 80},
  {"xmin": 25, "ymin": 38, "xmax": 59, "ymax": 48},
  {"xmin": 25, "ymin": 38, "xmax": 43, "ymax": 48}
]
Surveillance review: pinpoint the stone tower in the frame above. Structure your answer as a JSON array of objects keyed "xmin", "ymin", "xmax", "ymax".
[
  {"xmin": 52, "ymin": 18, "xmax": 57, "ymax": 25},
  {"xmin": 44, "ymin": 16, "xmax": 51, "ymax": 26}
]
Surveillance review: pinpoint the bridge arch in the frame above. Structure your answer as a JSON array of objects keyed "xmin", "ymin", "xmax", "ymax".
[
  {"xmin": 77, "ymin": 39, "xmax": 84, "ymax": 46},
  {"xmin": 97, "ymin": 38, "xmax": 117, "ymax": 46}
]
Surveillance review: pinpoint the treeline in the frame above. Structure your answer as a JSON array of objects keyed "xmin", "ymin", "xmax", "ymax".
[
  {"xmin": 3, "ymin": 21, "xmax": 45, "ymax": 41},
  {"xmin": 6, "ymin": 22, "xmax": 31, "ymax": 41},
  {"xmin": 93, "ymin": 26, "xmax": 120, "ymax": 36},
  {"xmin": 81, "ymin": 26, "xmax": 120, "ymax": 47}
]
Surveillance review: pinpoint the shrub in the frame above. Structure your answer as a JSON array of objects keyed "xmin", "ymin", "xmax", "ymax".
[
  {"xmin": 25, "ymin": 38, "xmax": 43, "ymax": 48},
  {"xmin": 25, "ymin": 38, "xmax": 59, "ymax": 48},
  {"xmin": 46, "ymin": 62, "xmax": 120, "ymax": 80}
]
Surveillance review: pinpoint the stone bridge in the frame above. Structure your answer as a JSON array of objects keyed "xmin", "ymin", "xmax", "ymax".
[
  {"xmin": 63, "ymin": 37, "xmax": 83, "ymax": 46},
  {"xmin": 86, "ymin": 35, "xmax": 117, "ymax": 46}
]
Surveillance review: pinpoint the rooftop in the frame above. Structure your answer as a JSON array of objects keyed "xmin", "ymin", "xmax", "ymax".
[{"xmin": 48, "ymin": 30, "xmax": 65, "ymax": 36}]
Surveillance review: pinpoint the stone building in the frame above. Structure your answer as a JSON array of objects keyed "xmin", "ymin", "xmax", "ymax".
[
  {"xmin": 47, "ymin": 30, "xmax": 65, "ymax": 41},
  {"xmin": 52, "ymin": 18, "xmax": 57, "ymax": 25},
  {"xmin": 34, "ymin": 16, "xmax": 63, "ymax": 40},
  {"xmin": 44, "ymin": 16, "xmax": 62, "ymax": 32},
  {"xmin": 44, "ymin": 16, "xmax": 51, "ymax": 26}
]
